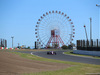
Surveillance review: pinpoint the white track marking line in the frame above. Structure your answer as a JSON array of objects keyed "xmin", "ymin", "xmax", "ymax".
[{"xmin": 31, "ymin": 52, "xmax": 41, "ymax": 57}]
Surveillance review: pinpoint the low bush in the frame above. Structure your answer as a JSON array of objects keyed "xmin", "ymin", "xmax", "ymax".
[{"xmin": 61, "ymin": 45, "xmax": 68, "ymax": 49}]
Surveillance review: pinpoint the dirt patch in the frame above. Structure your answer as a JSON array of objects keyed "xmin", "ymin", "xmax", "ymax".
[{"xmin": 0, "ymin": 51, "xmax": 71, "ymax": 75}]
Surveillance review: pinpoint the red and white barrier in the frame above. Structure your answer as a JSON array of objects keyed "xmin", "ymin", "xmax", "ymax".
[
  {"xmin": 0, "ymin": 47, "xmax": 19, "ymax": 50},
  {"xmin": 1, "ymin": 47, "xmax": 4, "ymax": 49},
  {"xmin": 5, "ymin": 47, "xmax": 8, "ymax": 49},
  {"xmin": 0, "ymin": 47, "xmax": 8, "ymax": 49}
]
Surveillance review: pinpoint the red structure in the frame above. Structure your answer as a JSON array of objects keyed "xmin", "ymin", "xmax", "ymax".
[{"xmin": 46, "ymin": 29, "xmax": 64, "ymax": 48}]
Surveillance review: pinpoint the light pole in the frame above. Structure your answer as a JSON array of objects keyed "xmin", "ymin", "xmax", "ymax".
[
  {"xmin": 18, "ymin": 43, "xmax": 19, "ymax": 47},
  {"xmin": 96, "ymin": 4, "xmax": 100, "ymax": 7},
  {"xmin": 18, "ymin": 43, "xmax": 19, "ymax": 46},
  {"xmin": 11, "ymin": 37, "xmax": 14, "ymax": 48},
  {"xmin": 90, "ymin": 17, "xmax": 92, "ymax": 41},
  {"xmin": 96, "ymin": 4, "xmax": 100, "ymax": 39}
]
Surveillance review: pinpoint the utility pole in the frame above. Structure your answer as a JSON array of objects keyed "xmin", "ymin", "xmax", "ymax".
[
  {"xmin": 11, "ymin": 37, "xmax": 14, "ymax": 48},
  {"xmin": 84, "ymin": 25, "xmax": 88, "ymax": 40}
]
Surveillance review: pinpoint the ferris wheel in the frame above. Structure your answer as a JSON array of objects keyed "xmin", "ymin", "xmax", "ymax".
[{"xmin": 35, "ymin": 10, "xmax": 75, "ymax": 48}]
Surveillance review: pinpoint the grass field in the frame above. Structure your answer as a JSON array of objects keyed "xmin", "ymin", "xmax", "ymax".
[{"xmin": 11, "ymin": 51, "xmax": 100, "ymax": 75}]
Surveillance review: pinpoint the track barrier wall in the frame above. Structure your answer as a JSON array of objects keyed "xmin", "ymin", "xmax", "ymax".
[{"xmin": 73, "ymin": 50, "xmax": 100, "ymax": 56}]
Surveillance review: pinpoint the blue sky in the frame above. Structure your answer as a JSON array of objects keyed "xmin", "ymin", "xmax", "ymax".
[{"xmin": 0, "ymin": 0, "xmax": 100, "ymax": 48}]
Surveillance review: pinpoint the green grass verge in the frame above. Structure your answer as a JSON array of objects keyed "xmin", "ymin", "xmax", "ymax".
[
  {"xmin": 64, "ymin": 51, "xmax": 100, "ymax": 59},
  {"xmin": 11, "ymin": 52, "xmax": 100, "ymax": 75}
]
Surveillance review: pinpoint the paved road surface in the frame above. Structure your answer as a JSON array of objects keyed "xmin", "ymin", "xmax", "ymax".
[{"xmin": 17, "ymin": 50, "xmax": 100, "ymax": 65}]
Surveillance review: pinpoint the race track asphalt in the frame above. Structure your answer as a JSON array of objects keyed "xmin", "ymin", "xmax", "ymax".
[{"xmin": 17, "ymin": 50, "xmax": 100, "ymax": 65}]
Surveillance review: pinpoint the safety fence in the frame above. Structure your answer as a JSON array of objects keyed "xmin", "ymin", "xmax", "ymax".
[{"xmin": 77, "ymin": 39, "xmax": 100, "ymax": 51}]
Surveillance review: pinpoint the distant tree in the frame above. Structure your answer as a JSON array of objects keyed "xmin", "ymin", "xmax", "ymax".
[
  {"xmin": 47, "ymin": 45, "xmax": 52, "ymax": 48},
  {"xmin": 17, "ymin": 46, "xmax": 21, "ymax": 49},
  {"xmin": 61, "ymin": 45, "xmax": 68, "ymax": 49},
  {"xmin": 68, "ymin": 45, "xmax": 73, "ymax": 49},
  {"xmin": 27, "ymin": 46, "xmax": 30, "ymax": 49}
]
